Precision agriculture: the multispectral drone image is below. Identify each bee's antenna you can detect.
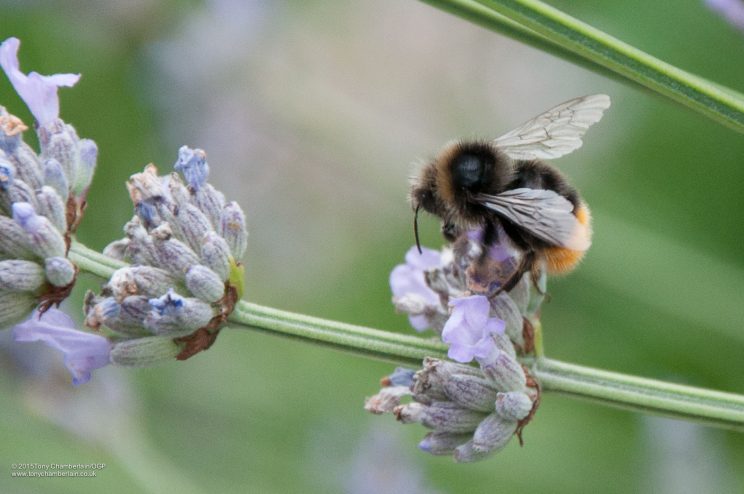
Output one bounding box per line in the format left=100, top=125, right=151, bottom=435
left=414, top=204, right=423, bottom=254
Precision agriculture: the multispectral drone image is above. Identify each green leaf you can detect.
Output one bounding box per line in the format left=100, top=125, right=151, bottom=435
left=421, top=0, right=744, bottom=134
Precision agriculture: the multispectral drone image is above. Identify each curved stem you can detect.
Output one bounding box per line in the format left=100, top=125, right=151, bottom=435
left=418, top=0, right=626, bottom=85
left=69, top=240, right=744, bottom=431
left=424, top=0, right=744, bottom=133
left=232, top=302, right=448, bottom=366
left=534, top=358, right=744, bottom=431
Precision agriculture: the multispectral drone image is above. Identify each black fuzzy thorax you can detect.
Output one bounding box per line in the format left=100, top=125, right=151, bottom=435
left=445, top=141, right=514, bottom=226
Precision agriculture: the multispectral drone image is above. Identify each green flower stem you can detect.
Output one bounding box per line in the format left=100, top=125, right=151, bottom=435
left=418, top=0, right=625, bottom=84
left=69, top=240, right=744, bottom=431
left=232, top=303, right=447, bottom=366
left=423, top=0, right=744, bottom=134
left=534, top=358, right=744, bottom=431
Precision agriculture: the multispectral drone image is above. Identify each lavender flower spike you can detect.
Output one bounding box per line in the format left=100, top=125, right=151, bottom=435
left=0, top=37, right=80, bottom=126
left=441, top=295, right=505, bottom=363
left=13, top=308, right=111, bottom=385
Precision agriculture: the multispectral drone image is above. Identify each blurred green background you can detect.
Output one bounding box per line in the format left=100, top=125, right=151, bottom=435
left=1, top=0, right=744, bottom=492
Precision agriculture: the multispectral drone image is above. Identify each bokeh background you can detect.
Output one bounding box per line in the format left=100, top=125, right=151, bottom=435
left=2, top=0, right=744, bottom=492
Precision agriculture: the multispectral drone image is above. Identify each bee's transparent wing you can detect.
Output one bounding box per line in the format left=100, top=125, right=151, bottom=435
left=493, top=94, right=610, bottom=161
left=476, top=188, right=590, bottom=250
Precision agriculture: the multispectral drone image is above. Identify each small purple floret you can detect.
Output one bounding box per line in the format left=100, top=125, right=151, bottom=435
left=174, top=146, right=209, bottom=190
left=388, top=367, right=415, bottom=387
left=390, top=246, right=442, bottom=331
left=441, top=295, right=505, bottom=363
left=0, top=37, right=80, bottom=126
left=13, top=309, right=111, bottom=385
left=149, top=289, right=185, bottom=316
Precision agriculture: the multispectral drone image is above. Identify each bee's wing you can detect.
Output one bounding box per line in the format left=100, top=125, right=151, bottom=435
left=493, top=94, right=610, bottom=161
left=476, top=188, right=591, bottom=251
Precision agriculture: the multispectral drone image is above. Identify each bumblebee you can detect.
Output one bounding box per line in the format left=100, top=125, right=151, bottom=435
left=410, top=94, right=610, bottom=292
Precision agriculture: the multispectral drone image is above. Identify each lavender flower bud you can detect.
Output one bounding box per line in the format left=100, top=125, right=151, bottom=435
left=526, top=270, right=547, bottom=316
left=127, top=164, right=167, bottom=205
left=495, top=391, right=533, bottom=421
left=0, top=111, right=26, bottom=153
left=72, top=138, right=97, bottom=195
left=0, top=259, right=45, bottom=291
left=219, top=201, right=248, bottom=260
left=102, top=238, right=129, bottom=261
left=35, top=185, right=67, bottom=233
left=0, top=156, right=13, bottom=193
left=185, top=265, right=225, bottom=303
left=121, top=219, right=157, bottom=265
left=150, top=225, right=200, bottom=277
left=442, top=373, right=500, bottom=413
left=397, top=401, right=488, bottom=434
left=479, top=349, right=527, bottom=392
left=453, top=441, right=491, bottom=463
left=471, top=414, right=518, bottom=454
left=110, top=335, right=184, bottom=367
left=174, top=146, right=209, bottom=190
left=165, top=172, right=191, bottom=208
left=412, top=359, right=454, bottom=403
left=39, top=121, right=79, bottom=184
left=387, top=367, right=416, bottom=387
left=144, top=290, right=215, bottom=337
left=193, top=183, right=225, bottom=228
left=85, top=294, right=151, bottom=337
left=490, top=292, right=525, bottom=349
left=12, top=202, right=66, bottom=258
left=42, top=158, right=69, bottom=201
left=44, top=256, right=75, bottom=287
left=491, top=331, right=517, bottom=359
left=0, top=291, right=37, bottom=327
left=0, top=215, right=33, bottom=259
left=200, top=232, right=232, bottom=281
left=506, top=273, right=530, bottom=314
left=107, top=266, right=179, bottom=302
left=176, top=203, right=213, bottom=253
left=418, top=432, right=472, bottom=456
left=9, top=143, right=43, bottom=190
left=4, top=176, right=36, bottom=210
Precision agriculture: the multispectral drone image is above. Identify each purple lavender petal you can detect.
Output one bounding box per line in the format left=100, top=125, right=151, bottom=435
left=0, top=38, right=80, bottom=126
left=441, top=295, right=505, bottom=363
left=403, top=245, right=441, bottom=270
left=390, top=246, right=441, bottom=304
left=408, top=314, right=431, bottom=332
left=13, top=309, right=111, bottom=385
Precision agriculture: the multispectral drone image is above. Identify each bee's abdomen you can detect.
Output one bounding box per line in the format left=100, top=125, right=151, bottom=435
left=544, top=202, right=592, bottom=274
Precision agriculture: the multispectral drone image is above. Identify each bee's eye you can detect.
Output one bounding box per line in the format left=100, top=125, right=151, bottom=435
left=452, top=153, right=483, bottom=189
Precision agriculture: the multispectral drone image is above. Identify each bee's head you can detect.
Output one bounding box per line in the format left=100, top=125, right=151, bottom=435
left=409, top=162, right=448, bottom=253
left=409, top=163, right=445, bottom=217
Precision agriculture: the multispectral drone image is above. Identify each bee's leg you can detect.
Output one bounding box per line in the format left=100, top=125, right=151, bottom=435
left=492, top=250, right=535, bottom=296
left=441, top=221, right=458, bottom=242
left=530, top=263, right=548, bottom=297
